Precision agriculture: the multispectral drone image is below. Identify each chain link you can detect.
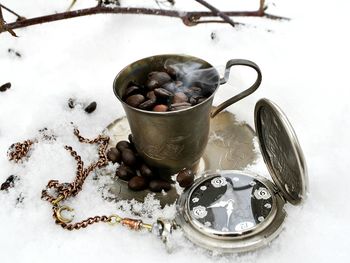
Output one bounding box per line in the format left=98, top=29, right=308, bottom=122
left=8, top=128, right=153, bottom=232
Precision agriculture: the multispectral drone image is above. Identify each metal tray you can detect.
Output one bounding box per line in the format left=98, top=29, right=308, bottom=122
left=103, top=109, right=257, bottom=207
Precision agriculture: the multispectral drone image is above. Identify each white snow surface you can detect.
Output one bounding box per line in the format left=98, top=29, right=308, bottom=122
left=1, top=0, right=349, bottom=262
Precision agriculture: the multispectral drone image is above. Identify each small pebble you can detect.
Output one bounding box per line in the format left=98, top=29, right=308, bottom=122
left=128, top=176, right=148, bottom=191
left=84, top=101, right=97, bottom=113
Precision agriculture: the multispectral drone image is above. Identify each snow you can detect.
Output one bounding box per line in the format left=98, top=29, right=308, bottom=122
left=1, top=0, right=350, bottom=262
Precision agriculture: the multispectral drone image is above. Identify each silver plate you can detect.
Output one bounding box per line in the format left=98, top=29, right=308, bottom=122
left=254, top=99, right=308, bottom=205
left=104, top=108, right=257, bottom=207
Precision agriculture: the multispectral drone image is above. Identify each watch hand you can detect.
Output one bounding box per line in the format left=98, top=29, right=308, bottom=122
left=208, top=200, right=228, bottom=209
left=226, top=201, right=234, bottom=228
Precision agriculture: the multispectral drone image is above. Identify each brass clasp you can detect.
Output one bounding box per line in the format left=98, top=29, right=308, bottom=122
left=51, top=195, right=64, bottom=206
left=55, top=205, right=75, bottom=224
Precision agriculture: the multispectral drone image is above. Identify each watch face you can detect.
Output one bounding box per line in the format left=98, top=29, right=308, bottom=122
left=187, top=172, right=274, bottom=237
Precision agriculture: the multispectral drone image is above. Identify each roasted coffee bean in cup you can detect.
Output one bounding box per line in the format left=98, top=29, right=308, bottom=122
left=121, top=62, right=215, bottom=112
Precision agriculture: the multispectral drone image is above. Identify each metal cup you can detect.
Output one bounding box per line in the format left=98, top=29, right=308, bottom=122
left=113, top=54, right=261, bottom=177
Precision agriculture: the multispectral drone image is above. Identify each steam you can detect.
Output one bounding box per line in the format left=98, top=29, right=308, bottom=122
left=164, top=59, right=219, bottom=95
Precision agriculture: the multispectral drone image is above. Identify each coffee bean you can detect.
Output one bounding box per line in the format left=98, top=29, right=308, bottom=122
left=189, top=97, right=197, bottom=105
left=128, top=134, right=134, bottom=144
left=173, top=92, right=188, bottom=103
left=124, top=86, right=141, bottom=98
left=107, top=148, right=121, bottom=164
left=149, top=179, right=171, bottom=192
left=125, top=94, right=145, bottom=108
left=174, top=81, right=183, bottom=88
left=189, top=86, right=202, bottom=94
left=164, top=64, right=178, bottom=78
left=189, top=95, right=206, bottom=105
left=139, top=163, right=153, bottom=178
left=197, top=98, right=207, bottom=104
left=146, top=91, right=157, bottom=100
left=176, top=168, right=194, bottom=188
left=0, top=175, right=17, bottom=191
left=0, top=182, right=10, bottom=191
left=170, top=102, right=191, bottom=108
left=148, top=72, right=172, bottom=85
left=116, top=140, right=131, bottom=151
left=121, top=149, right=137, bottom=167
left=146, top=79, right=159, bottom=90
left=171, top=105, right=191, bottom=111
left=116, top=165, right=135, bottom=181
left=0, top=82, right=11, bottom=92
left=128, top=176, right=148, bottom=191
left=84, top=101, right=97, bottom=113
left=68, top=98, right=76, bottom=109
left=139, top=99, right=156, bottom=110
left=162, top=82, right=177, bottom=93
left=153, top=104, right=168, bottom=112
left=154, top=88, right=173, bottom=98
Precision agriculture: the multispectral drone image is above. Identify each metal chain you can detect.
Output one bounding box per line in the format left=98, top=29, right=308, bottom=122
left=7, top=128, right=153, bottom=232
left=8, top=139, right=35, bottom=162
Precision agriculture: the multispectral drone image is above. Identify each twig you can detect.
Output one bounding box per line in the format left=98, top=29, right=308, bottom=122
left=0, top=5, right=17, bottom=36
left=0, top=5, right=289, bottom=36
left=195, top=0, right=237, bottom=28
left=0, top=4, right=25, bottom=20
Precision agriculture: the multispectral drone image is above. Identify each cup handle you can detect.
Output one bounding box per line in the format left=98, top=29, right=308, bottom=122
left=210, top=59, right=262, bottom=118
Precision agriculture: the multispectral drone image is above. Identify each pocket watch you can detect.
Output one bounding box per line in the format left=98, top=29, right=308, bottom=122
left=152, top=98, right=308, bottom=253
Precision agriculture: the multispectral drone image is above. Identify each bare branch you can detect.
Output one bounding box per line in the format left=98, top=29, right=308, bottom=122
left=0, top=5, right=289, bottom=36
left=195, top=0, right=237, bottom=28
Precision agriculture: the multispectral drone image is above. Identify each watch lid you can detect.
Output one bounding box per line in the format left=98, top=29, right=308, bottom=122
left=254, top=99, right=308, bottom=205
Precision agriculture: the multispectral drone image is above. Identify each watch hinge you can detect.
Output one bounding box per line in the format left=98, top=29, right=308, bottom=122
left=273, top=186, right=286, bottom=202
